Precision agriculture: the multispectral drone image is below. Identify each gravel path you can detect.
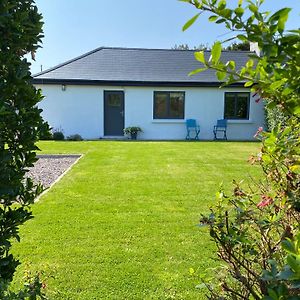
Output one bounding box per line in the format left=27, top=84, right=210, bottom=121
left=27, top=155, right=81, bottom=188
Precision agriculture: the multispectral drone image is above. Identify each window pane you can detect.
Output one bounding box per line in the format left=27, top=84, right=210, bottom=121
left=224, top=93, right=249, bottom=119
left=169, top=92, right=184, bottom=118
left=224, top=94, right=235, bottom=118
left=108, top=94, right=121, bottom=107
left=154, top=93, right=168, bottom=118
left=236, top=94, right=249, bottom=119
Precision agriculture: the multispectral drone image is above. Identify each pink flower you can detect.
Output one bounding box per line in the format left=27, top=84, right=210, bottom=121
left=252, top=88, right=262, bottom=103
left=254, top=127, right=263, bottom=138
left=257, top=152, right=262, bottom=161
left=257, top=195, right=273, bottom=208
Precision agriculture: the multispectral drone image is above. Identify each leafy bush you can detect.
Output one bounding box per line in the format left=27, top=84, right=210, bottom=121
left=53, top=131, right=65, bottom=140
left=265, top=106, right=288, bottom=132
left=123, top=126, right=142, bottom=135
left=0, top=269, right=48, bottom=300
left=183, top=0, right=300, bottom=298
left=0, top=0, right=46, bottom=296
left=67, top=134, right=83, bottom=141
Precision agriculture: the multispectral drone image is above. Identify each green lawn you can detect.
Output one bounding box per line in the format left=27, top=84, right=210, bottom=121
left=12, top=141, right=260, bottom=299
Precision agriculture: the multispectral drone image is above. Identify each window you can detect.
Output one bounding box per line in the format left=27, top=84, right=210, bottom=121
left=153, top=91, right=185, bottom=119
left=224, top=92, right=250, bottom=119
left=108, top=94, right=122, bottom=107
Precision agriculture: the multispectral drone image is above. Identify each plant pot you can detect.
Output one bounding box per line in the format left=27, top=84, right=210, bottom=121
left=130, top=132, right=137, bottom=140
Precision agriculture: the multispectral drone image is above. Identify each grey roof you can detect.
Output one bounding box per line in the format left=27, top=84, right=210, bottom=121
left=33, top=47, right=253, bottom=86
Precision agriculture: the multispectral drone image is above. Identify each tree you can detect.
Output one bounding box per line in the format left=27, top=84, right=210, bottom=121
left=172, top=42, right=251, bottom=51
left=225, top=41, right=250, bottom=51
left=172, top=43, right=210, bottom=50
left=0, top=0, right=47, bottom=297
left=182, top=0, right=300, bottom=298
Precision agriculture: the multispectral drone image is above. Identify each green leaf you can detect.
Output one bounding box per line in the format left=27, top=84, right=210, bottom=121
left=208, top=15, right=218, bottom=22
left=244, top=81, right=254, bottom=87
left=267, top=288, right=278, bottom=299
left=246, top=59, right=254, bottom=68
left=189, top=68, right=207, bottom=76
left=235, top=7, right=244, bottom=17
left=226, top=60, right=235, bottom=70
left=248, top=4, right=258, bottom=13
left=211, top=41, right=222, bottom=64
left=216, top=18, right=226, bottom=24
left=234, top=23, right=243, bottom=29
left=282, top=239, right=296, bottom=254
left=269, top=8, right=291, bottom=33
left=195, top=0, right=204, bottom=8
left=221, top=9, right=232, bottom=18
left=270, top=78, right=287, bottom=90
left=236, top=34, right=247, bottom=41
left=276, top=265, right=294, bottom=280
left=262, top=270, right=274, bottom=281
left=216, top=71, right=226, bottom=80
left=278, top=9, right=291, bottom=33
left=182, top=13, right=201, bottom=31
left=288, top=29, right=300, bottom=34
left=269, top=8, right=291, bottom=23
left=282, top=87, right=293, bottom=96
left=218, top=0, right=226, bottom=10
left=194, top=51, right=206, bottom=63
left=287, top=255, right=300, bottom=273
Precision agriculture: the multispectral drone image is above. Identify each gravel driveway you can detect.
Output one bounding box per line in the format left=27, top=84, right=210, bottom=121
left=27, top=154, right=81, bottom=188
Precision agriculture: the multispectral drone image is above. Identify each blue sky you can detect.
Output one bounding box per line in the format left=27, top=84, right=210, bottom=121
left=30, top=0, right=299, bottom=74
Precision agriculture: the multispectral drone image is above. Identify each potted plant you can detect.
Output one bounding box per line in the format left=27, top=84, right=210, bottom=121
left=123, top=126, right=142, bottom=140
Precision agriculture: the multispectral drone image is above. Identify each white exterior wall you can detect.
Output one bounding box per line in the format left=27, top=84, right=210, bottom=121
left=36, top=84, right=265, bottom=140
left=36, top=85, right=103, bottom=140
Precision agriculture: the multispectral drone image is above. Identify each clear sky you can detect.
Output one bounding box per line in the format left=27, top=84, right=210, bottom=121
left=30, top=0, right=300, bottom=74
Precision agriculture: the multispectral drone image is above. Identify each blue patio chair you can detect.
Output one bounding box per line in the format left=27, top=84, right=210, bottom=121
left=213, top=119, right=227, bottom=140
left=186, top=119, right=200, bottom=140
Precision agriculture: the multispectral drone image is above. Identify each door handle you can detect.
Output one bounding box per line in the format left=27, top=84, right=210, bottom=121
left=120, top=111, right=124, bottom=117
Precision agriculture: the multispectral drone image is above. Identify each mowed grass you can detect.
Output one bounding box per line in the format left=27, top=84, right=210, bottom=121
left=12, top=141, right=260, bottom=299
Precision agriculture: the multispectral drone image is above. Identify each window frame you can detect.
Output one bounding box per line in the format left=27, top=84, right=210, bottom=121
left=153, top=91, right=185, bottom=120
left=224, top=92, right=250, bottom=120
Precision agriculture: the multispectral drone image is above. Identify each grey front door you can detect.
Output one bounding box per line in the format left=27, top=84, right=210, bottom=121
left=104, top=91, right=124, bottom=136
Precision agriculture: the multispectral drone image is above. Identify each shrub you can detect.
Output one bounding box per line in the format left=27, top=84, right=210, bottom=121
left=183, top=0, right=300, bottom=298
left=265, top=106, right=288, bottom=132
left=0, top=269, right=48, bottom=299
left=0, top=0, right=47, bottom=295
left=67, top=134, right=83, bottom=141
left=52, top=131, right=65, bottom=140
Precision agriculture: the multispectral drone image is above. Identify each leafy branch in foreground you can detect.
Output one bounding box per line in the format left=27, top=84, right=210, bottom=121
left=182, top=0, right=300, bottom=299
left=182, top=0, right=300, bottom=116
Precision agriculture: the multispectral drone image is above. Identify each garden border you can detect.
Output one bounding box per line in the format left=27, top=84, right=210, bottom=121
left=34, top=154, right=83, bottom=203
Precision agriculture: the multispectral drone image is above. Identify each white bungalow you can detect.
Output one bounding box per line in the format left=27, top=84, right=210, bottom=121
left=33, top=47, right=264, bottom=140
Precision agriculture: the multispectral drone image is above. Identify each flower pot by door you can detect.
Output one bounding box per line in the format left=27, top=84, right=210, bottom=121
left=131, top=132, right=137, bottom=140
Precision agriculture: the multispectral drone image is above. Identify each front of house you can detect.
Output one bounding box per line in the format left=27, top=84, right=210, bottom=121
left=33, top=47, right=264, bottom=140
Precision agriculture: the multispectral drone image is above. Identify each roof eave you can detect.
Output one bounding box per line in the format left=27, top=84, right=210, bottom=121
left=32, top=78, right=246, bottom=88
